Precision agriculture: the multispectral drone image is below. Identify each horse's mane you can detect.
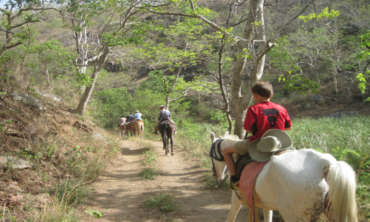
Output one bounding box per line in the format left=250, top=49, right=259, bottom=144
left=222, top=132, right=241, bottom=141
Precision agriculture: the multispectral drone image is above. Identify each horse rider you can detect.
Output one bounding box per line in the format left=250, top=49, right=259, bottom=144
left=118, top=117, right=127, bottom=128
left=221, top=81, right=292, bottom=185
left=126, top=114, right=135, bottom=123
left=155, top=105, right=175, bottom=134
left=134, top=110, right=142, bottom=121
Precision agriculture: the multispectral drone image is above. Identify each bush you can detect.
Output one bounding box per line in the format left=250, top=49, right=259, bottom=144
left=144, top=193, right=176, bottom=213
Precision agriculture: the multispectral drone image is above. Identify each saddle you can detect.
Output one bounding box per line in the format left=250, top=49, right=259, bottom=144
left=234, top=153, right=254, bottom=182
left=160, top=119, right=176, bottom=128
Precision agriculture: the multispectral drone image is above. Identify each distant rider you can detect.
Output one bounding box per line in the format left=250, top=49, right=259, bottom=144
left=155, top=105, right=175, bottom=134
left=134, top=110, right=142, bottom=121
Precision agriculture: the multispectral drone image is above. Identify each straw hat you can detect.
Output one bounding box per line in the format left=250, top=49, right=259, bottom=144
left=248, top=129, right=292, bottom=162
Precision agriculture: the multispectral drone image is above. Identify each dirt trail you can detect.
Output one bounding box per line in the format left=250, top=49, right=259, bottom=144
left=79, top=137, right=249, bottom=222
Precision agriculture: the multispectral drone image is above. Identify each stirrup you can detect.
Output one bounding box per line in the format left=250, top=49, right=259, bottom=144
left=230, top=182, right=239, bottom=190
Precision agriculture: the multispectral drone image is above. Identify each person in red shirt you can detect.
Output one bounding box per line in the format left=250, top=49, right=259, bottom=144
left=221, top=81, right=292, bottom=183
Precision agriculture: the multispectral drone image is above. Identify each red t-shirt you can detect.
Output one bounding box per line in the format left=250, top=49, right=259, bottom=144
left=244, top=101, right=292, bottom=142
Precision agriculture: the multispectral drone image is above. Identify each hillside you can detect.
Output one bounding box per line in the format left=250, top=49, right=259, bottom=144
left=0, top=92, right=117, bottom=220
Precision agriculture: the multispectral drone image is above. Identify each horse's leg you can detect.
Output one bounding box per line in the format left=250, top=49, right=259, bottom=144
left=169, top=130, right=174, bottom=155
left=165, top=131, right=170, bottom=155
left=226, top=191, right=242, bottom=222
left=142, top=123, right=144, bottom=136
left=162, top=132, right=168, bottom=155
left=262, top=209, right=273, bottom=222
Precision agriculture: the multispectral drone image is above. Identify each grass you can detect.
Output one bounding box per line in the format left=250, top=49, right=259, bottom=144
left=26, top=198, right=79, bottom=222
left=50, top=179, right=90, bottom=206
left=143, top=149, right=157, bottom=167
left=290, top=116, right=369, bottom=155
left=143, top=193, right=176, bottom=213
left=139, top=168, right=160, bottom=180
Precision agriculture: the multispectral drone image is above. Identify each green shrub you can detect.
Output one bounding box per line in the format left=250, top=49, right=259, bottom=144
left=92, top=88, right=133, bottom=128
left=139, top=168, right=160, bottom=180
left=143, top=150, right=157, bottom=167
left=144, top=193, right=176, bottom=213
left=50, top=180, right=89, bottom=206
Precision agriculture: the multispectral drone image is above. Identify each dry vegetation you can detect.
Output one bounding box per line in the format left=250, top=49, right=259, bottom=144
left=0, top=91, right=118, bottom=221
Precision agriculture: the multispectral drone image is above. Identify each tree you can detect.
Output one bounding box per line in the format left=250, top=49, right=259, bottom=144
left=0, top=0, right=55, bottom=56
left=60, top=0, right=165, bottom=115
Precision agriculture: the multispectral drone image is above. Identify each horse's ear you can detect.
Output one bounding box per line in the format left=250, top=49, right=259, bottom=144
left=210, top=132, right=216, bottom=142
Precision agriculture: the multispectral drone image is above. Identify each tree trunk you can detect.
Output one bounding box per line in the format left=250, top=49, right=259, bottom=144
left=231, top=0, right=267, bottom=138
left=332, top=63, right=338, bottom=95
left=45, top=64, right=53, bottom=91
left=74, top=67, right=100, bottom=115
left=74, top=47, right=109, bottom=115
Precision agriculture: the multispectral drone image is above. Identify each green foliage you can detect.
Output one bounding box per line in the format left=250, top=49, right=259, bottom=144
left=143, top=150, right=157, bottom=167
left=269, top=37, right=299, bottom=73
left=278, top=72, right=320, bottom=93
left=75, top=71, right=93, bottom=86
left=144, top=193, right=176, bottom=213
left=92, top=87, right=133, bottom=128
left=357, top=31, right=370, bottom=60
left=355, top=31, right=370, bottom=101
left=85, top=209, right=103, bottom=218
left=299, top=7, right=340, bottom=23
left=139, top=168, right=160, bottom=180
left=356, top=72, right=368, bottom=94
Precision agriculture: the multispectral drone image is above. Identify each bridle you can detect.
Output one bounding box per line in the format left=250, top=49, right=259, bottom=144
left=209, top=138, right=224, bottom=177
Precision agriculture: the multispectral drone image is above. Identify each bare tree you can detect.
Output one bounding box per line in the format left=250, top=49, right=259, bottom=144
left=61, top=0, right=154, bottom=115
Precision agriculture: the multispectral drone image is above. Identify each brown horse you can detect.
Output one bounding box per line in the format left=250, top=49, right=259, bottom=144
left=119, top=120, right=144, bottom=138
left=159, top=120, right=175, bottom=155
left=136, top=120, right=144, bottom=136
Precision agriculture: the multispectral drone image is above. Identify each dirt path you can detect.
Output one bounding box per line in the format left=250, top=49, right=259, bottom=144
left=79, top=137, right=249, bottom=222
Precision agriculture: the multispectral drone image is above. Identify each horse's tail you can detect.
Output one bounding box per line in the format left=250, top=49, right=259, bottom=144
left=326, top=159, right=358, bottom=222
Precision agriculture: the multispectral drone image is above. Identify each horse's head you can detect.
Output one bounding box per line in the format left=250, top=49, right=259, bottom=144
left=209, top=132, right=228, bottom=184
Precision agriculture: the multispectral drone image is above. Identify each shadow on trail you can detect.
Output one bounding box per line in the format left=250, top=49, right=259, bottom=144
left=85, top=141, right=250, bottom=222
left=120, top=147, right=150, bottom=155
left=89, top=182, right=233, bottom=222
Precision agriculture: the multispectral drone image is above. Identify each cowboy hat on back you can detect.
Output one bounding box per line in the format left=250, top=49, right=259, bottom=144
left=248, top=129, right=293, bottom=162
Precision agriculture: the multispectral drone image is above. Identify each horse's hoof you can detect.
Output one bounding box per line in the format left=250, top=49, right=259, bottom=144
left=171, top=152, right=174, bottom=156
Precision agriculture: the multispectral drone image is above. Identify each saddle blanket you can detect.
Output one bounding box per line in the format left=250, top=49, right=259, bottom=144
left=237, top=161, right=267, bottom=208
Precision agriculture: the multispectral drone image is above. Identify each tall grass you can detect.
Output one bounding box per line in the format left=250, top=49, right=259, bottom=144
left=27, top=198, right=79, bottom=222
left=289, top=116, right=369, bottom=173
left=175, top=118, right=226, bottom=167
left=290, top=116, right=369, bottom=155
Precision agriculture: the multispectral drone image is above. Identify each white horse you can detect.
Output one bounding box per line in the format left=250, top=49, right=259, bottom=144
left=209, top=133, right=358, bottom=222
